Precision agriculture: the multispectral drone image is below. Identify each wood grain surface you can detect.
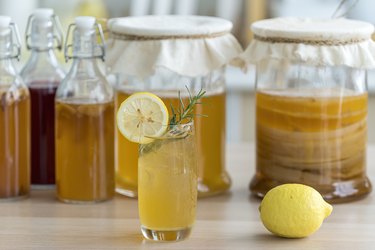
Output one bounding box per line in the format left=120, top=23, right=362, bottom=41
left=1, top=143, right=375, bottom=250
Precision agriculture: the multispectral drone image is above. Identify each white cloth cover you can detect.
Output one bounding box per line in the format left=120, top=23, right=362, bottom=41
left=106, top=15, right=244, bottom=78
left=241, top=17, right=375, bottom=69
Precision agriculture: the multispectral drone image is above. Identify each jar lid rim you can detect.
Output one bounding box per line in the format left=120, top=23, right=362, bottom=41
left=108, top=15, right=233, bottom=37
left=252, top=17, right=374, bottom=42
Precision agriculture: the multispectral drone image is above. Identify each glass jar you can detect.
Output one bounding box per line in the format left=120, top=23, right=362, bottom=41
left=55, top=16, right=114, bottom=203
left=107, top=16, right=243, bottom=198
left=0, top=16, right=30, bottom=200
left=242, top=17, right=375, bottom=203
left=20, top=8, right=65, bottom=187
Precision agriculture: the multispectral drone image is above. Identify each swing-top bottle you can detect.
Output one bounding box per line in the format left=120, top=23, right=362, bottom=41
left=55, top=16, right=114, bottom=203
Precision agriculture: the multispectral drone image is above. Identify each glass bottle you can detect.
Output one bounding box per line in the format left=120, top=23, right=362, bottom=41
left=0, top=16, right=30, bottom=200
left=55, top=16, right=114, bottom=203
left=20, top=8, right=65, bottom=187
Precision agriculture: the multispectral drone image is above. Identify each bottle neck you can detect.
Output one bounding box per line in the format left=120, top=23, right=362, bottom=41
left=68, top=28, right=102, bottom=76
left=72, top=29, right=97, bottom=58
left=21, top=43, right=64, bottom=81
left=28, top=49, right=60, bottom=67
left=71, top=57, right=100, bottom=76
left=0, top=51, right=18, bottom=77
left=29, top=19, right=55, bottom=51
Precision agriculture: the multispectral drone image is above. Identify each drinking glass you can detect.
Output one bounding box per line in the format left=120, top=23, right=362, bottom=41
left=138, top=122, right=197, bottom=241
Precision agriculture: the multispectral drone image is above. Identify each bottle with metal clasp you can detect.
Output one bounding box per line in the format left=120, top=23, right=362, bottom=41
left=20, top=8, right=65, bottom=188
left=55, top=16, right=114, bottom=203
left=0, top=16, right=30, bottom=200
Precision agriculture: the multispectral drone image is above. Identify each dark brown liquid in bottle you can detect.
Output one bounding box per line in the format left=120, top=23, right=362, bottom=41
left=29, top=83, right=58, bottom=185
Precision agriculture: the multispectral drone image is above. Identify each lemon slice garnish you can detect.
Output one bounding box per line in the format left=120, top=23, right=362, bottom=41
left=116, top=92, right=169, bottom=144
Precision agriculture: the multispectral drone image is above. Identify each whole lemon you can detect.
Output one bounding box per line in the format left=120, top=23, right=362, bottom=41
left=259, top=184, right=333, bottom=238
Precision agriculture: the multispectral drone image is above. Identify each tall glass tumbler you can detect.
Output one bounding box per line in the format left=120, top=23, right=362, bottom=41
left=138, top=122, right=197, bottom=241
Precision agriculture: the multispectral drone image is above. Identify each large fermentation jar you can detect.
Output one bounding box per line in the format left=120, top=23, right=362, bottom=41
left=107, top=15, right=243, bottom=197
left=241, top=17, right=375, bottom=203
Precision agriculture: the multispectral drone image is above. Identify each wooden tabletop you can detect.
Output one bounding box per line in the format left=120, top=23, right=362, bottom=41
left=1, top=143, right=375, bottom=250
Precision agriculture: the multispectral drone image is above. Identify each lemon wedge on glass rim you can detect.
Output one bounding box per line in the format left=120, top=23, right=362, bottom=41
left=116, top=92, right=169, bottom=144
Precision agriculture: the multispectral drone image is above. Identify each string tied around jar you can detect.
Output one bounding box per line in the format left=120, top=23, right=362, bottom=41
left=109, top=30, right=230, bottom=41
left=253, top=34, right=367, bottom=46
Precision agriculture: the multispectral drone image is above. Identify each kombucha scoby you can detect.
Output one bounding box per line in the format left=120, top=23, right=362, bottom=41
left=252, top=88, right=368, bottom=199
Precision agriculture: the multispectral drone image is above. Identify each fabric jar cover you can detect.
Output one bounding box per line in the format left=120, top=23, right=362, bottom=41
left=240, top=17, right=375, bottom=69
left=106, top=15, right=244, bottom=79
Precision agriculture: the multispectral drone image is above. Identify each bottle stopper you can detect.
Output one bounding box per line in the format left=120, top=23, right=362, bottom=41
left=33, top=8, right=54, bottom=21
left=75, top=16, right=96, bottom=34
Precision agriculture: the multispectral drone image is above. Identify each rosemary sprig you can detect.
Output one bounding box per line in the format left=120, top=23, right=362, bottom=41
left=141, top=88, right=206, bottom=153
left=169, top=87, right=206, bottom=128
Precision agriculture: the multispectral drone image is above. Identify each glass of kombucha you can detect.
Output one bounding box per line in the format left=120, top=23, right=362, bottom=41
left=0, top=16, right=30, bottom=200
left=55, top=17, right=114, bottom=203
left=138, top=122, right=197, bottom=241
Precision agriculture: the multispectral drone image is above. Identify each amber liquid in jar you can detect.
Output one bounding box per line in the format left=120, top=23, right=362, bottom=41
left=251, top=88, right=371, bottom=202
left=0, top=88, right=30, bottom=199
left=115, top=90, right=230, bottom=197
left=55, top=100, right=115, bottom=203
